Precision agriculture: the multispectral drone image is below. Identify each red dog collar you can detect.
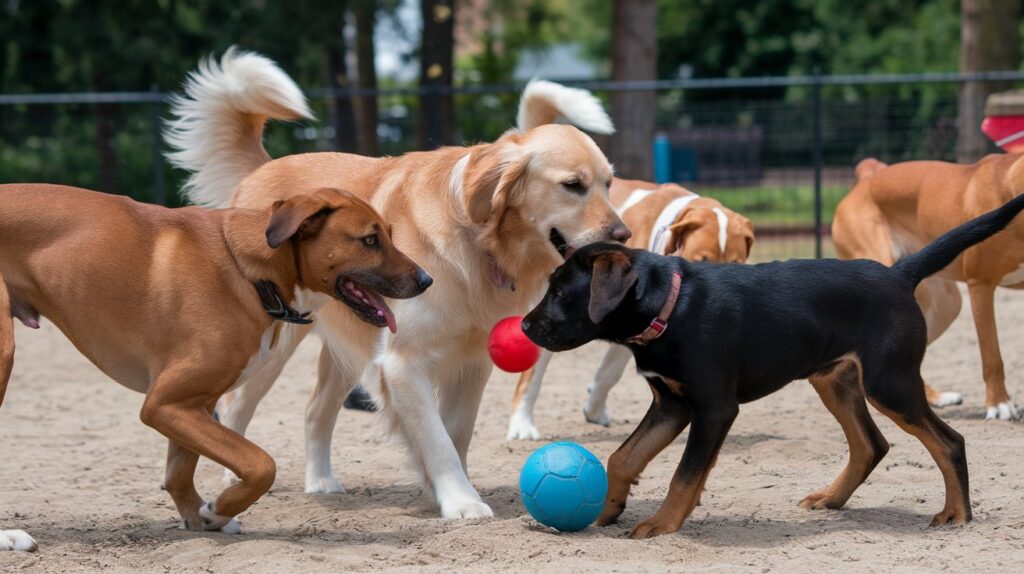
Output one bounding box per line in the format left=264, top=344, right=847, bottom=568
left=626, top=271, right=682, bottom=346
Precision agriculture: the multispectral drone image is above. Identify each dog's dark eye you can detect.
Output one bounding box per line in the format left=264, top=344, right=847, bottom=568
left=362, top=234, right=379, bottom=248
left=561, top=179, right=585, bottom=194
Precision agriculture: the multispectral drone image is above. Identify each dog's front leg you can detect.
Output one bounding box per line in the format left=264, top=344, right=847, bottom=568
left=507, top=350, right=553, bottom=441
left=142, top=378, right=276, bottom=533
left=598, top=379, right=690, bottom=527
left=967, top=281, right=1018, bottom=419
left=629, top=403, right=737, bottom=539
left=378, top=351, right=493, bottom=519
left=439, top=355, right=492, bottom=471
left=915, top=277, right=964, bottom=407
left=584, top=344, right=633, bottom=426
left=165, top=439, right=203, bottom=529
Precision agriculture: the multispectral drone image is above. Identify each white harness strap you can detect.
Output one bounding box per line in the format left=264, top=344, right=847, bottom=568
left=616, top=189, right=654, bottom=216
left=649, top=194, right=701, bottom=254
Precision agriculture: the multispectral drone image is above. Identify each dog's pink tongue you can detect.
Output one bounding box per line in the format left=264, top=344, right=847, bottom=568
left=381, top=305, right=397, bottom=334
left=360, top=287, right=397, bottom=333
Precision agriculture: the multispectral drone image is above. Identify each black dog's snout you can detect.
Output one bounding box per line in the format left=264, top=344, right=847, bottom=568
left=520, top=318, right=532, bottom=333
left=416, top=268, right=434, bottom=291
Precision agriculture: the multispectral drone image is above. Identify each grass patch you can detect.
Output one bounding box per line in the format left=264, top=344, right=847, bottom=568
left=692, top=185, right=849, bottom=226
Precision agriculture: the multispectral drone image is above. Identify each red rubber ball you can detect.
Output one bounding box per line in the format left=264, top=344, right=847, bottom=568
left=488, top=316, right=541, bottom=373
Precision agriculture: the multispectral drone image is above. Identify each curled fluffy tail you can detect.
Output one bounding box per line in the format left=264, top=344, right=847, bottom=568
left=164, top=47, right=314, bottom=207
left=894, top=192, right=1024, bottom=285
left=516, top=80, right=615, bottom=134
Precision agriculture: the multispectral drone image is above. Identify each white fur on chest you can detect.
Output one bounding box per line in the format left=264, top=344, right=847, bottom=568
left=233, top=288, right=328, bottom=392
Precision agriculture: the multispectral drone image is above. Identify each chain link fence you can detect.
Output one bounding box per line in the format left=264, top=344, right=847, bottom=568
left=3, top=71, right=1023, bottom=260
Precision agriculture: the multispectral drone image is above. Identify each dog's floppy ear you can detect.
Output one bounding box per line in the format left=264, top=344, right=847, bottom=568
left=739, top=215, right=755, bottom=257
left=265, top=189, right=342, bottom=248
left=589, top=251, right=638, bottom=324
left=461, top=140, right=531, bottom=224
left=664, top=210, right=704, bottom=255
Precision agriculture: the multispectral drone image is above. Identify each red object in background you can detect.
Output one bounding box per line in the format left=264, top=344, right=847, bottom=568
left=488, top=316, right=541, bottom=373
left=982, top=115, right=1024, bottom=153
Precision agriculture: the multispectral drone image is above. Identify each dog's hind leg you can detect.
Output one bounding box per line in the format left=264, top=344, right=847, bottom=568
left=583, top=343, right=633, bottom=427
left=0, top=278, right=14, bottom=407
left=801, top=357, right=889, bottom=511
left=507, top=350, right=552, bottom=441
left=217, top=323, right=312, bottom=485
left=304, top=343, right=361, bottom=494
left=861, top=364, right=971, bottom=526
left=597, top=377, right=691, bottom=528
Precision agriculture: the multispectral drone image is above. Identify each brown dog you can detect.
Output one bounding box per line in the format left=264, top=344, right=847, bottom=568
left=507, top=80, right=755, bottom=440
left=833, top=155, right=1024, bottom=419
left=0, top=184, right=429, bottom=546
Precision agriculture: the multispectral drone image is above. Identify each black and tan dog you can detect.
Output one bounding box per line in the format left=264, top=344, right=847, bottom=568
left=523, top=192, right=1024, bottom=539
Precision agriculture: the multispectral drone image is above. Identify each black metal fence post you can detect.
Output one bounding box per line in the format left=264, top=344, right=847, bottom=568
left=812, top=68, right=823, bottom=259
left=150, top=84, right=166, bottom=206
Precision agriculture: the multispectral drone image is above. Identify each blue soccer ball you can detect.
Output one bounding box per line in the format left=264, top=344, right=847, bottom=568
left=519, top=442, right=608, bottom=532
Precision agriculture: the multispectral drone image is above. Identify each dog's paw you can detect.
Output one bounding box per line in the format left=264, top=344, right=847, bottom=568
left=932, top=392, right=964, bottom=408
left=583, top=407, right=611, bottom=427
left=506, top=413, right=541, bottom=441
left=628, top=517, right=680, bottom=539
left=198, top=502, right=242, bottom=533
left=0, top=530, right=38, bottom=552
left=440, top=499, right=493, bottom=519
left=305, top=475, right=346, bottom=494
left=798, top=490, right=844, bottom=510
left=929, top=506, right=970, bottom=527
left=985, top=402, right=1019, bottom=421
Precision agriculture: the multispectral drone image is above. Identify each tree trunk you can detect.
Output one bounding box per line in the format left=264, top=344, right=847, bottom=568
left=328, top=10, right=358, bottom=153
left=418, top=0, right=454, bottom=150
left=611, top=0, right=658, bottom=180
left=957, top=0, right=1021, bottom=163
left=354, top=0, right=380, bottom=156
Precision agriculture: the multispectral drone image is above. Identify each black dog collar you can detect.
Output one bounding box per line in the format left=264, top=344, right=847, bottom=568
left=626, top=271, right=682, bottom=345
left=254, top=280, right=314, bottom=325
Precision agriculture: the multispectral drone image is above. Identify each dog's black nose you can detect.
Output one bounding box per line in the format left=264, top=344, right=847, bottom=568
left=520, top=318, right=532, bottom=333
left=416, top=269, right=434, bottom=291
left=611, top=224, right=632, bottom=243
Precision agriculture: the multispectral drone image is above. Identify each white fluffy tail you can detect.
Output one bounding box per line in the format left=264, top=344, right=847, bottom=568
left=516, top=79, right=615, bottom=135
left=164, top=47, right=314, bottom=207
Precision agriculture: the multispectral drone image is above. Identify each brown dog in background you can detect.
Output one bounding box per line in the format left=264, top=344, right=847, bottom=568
left=0, top=184, right=429, bottom=549
left=507, top=81, right=755, bottom=440
left=833, top=155, right=1024, bottom=419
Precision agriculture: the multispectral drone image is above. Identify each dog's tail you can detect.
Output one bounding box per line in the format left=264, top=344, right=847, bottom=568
left=516, top=79, right=615, bottom=134
left=894, top=192, right=1024, bottom=285
left=854, top=157, right=887, bottom=182
left=164, top=47, right=314, bottom=208
left=0, top=276, right=15, bottom=408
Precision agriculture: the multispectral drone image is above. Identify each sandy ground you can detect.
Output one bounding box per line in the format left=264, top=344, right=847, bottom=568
left=2, top=284, right=1023, bottom=573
